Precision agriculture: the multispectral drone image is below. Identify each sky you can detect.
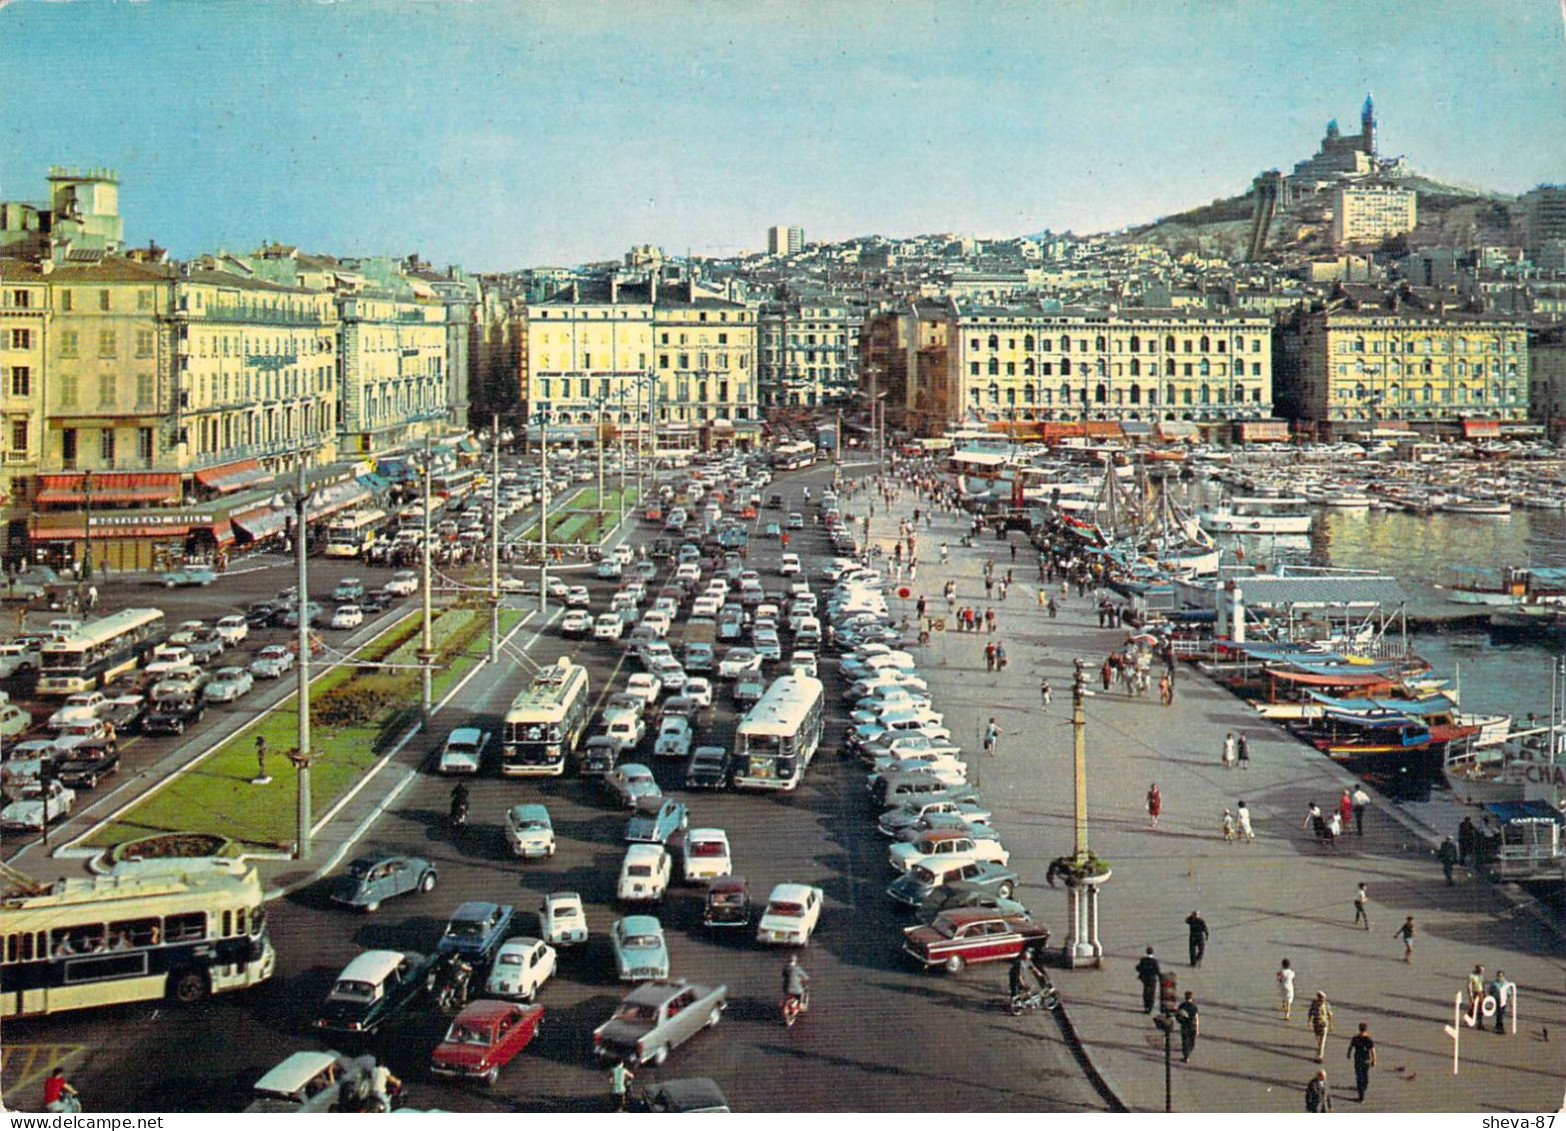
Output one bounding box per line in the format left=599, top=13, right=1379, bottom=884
left=2, top=0, right=1564, bottom=271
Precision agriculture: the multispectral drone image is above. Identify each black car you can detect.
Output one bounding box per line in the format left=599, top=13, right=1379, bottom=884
left=142, top=699, right=206, bottom=736
left=315, top=949, right=439, bottom=1034
left=684, top=745, right=731, bottom=790
left=54, top=745, right=121, bottom=790
left=579, top=736, right=620, bottom=778
left=245, top=602, right=283, bottom=628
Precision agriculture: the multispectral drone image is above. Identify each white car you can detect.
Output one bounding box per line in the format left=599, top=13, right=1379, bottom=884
left=641, top=610, right=672, bottom=638
left=757, top=882, right=824, bottom=946
left=250, top=645, right=295, bottom=679
left=717, top=648, right=762, bottom=680
left=541, top=891, right=589, bottom=946
left=1, top=779, right=75, bottom=831
left=679, top=677, right=713, bottom=708
left=385, top=570, right=419, bottom=596
left=330, top=605, right=364, bottom=630
left=48, top=691, right=108, bottom=731
left=617, top=843, right=672, bottom=903
left=889, top=830, right=1010, bottom=875
left=622, top=672, right=659, bottom=708
left=652, top=659, right=687, bottom=693
left=204, top=666, right=255, bottom=703
left=484, top=937, right=557, bottom=1002
left=779, top=553, right=801, bottom=577
left=565, top=586, right=592, bottom=608
left=214, top=615, right=250, bottom=646
left=560, top=609, right=593, bottom=637
left=438, top=727, right=490, bottom=774
left=613, top=544, right=635, bottom=565
left=653, top=716, right=693, bottom=760
left=789, top=651, right=819, bottom=678
left=603, top=711, right=646, bottom=751
left=593, top=613, right=625, bottom=641
left=504, top=803, right=556, bottom=857
left=682, top=827, right=732, bottom=882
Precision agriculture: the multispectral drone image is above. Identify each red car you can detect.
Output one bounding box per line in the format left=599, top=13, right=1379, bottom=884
left=430, top=1000, right=545, bottom=1085
left=902, top=908, right=1049, bottom=974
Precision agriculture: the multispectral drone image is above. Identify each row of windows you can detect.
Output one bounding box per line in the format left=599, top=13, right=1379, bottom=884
left=535, top=308, right=747, bottom=323
left=188, top=332, right=333, bottom=358
left=529, top=404, right=755, bottom=423
left=535, top=378, right=749, bottom=403
left=54, top=288, right=159, bottom=314
left=1332, top=383, right=1521, bottom=403
left=53, top=426, right=157, bottom=465
left=970, top=358, right=1266, bottom=378
left=188, top=404, right=334, bottom=456
left=1333, top=336, right=1522, bottom=354
left=1336, top=361, right=1520, bottom=378
left=967, top=332, right=1266, bottom=354
left=1, top=905, right=259, bottom=965
left=54, top=329, right=157, bottom=360
left=967, top=382, right=1265, bottom=407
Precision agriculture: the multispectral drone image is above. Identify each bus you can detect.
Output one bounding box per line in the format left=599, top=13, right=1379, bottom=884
left=502, top=658, right=590, bottom=776
left=323, top=508, right=388, bottom=559
left=771, top=441, right=817, bottom=472
left=0, top=859, right=276, bottom=1018
left=432, top=468, right=479, bottom=504
left=733, top=675, right=825, bottom=791
left=36, top=608, right=165, bottom=697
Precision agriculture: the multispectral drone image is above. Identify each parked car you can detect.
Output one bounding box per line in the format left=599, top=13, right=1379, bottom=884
left=329, top=605, right=364, bottom=630
left=732, top=671, right=765, bottom=706
left=438, top=727, right=490, bottom=775
left=604, top=762, right=661, bottom=809
left=684, top=745, right=730, bottom=790
left=679, top=677, right=713, bottom=708
left=245, top=1050, right=379, bottom=1113
left=889, top=828, right=1009, bottom=875
left=483, top=937, right=557, bottom=1002
left=540, top=892, right=588, bottom=947
left=877, top=796, right=995, bottom=838
left=756, top=883, right=824, bottom=947
left=887, top=858, right=1018, bottom=908
left=652, top=716, right=693, bottom=760
left=314, top=949, right=438, bottom=1033
left=438, top=901, right=516, bottom=963
left=250, top=645, right=295, bottom=679
left=332, top=854, right=437, bottom=912
left=203, top=666, right=255, bottom=704
left=0, top=641, right=41, bottom=680
left=616, top=843, right=672, bottom=904
left=592, top=980, right=727, bottom=1066
left=717, top=648, right=761, bottom=680
left=681, top=828, right=732, bottom=882
left=641, top=1078, right=732, bottom=1113
left=624, top=672, right=660, bottom=707
left=48, top=691, right=108, bottom=731
left=430, top=1000, right=545, bottom=1086
left=902, top=909, right=1050, bottom=974
left=0, top=701, right=30, bottom=737
left=611, top=915, right=670, bottom=981
left=504, top=803, right=555, bottom=858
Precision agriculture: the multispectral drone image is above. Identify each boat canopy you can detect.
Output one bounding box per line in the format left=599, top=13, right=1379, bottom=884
left=1267, top=667, right=1397, bottom=689
left=1308, top=693, right=1457, bottom=716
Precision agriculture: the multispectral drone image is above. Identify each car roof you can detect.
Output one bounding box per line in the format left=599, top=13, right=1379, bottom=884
left=688, top=827, right=728, bottom=841
left=496, top=936, right=542, bottom=953
left=918, top=829, right=970, bottom=845
left=619, top=914, right=662, bottom=934
left=940, top=908, right=1027, bottom=927
left=546, top=891, right=581, bottom=905
left=624, top=842, right=665, bottom=860
left=338, top=949, right=415, bottom=984
left=453, top=999, right=533, bottom=1025
left=254, top=1050, right=343, bottom=1093
left=507, top=803, right=550, bottom=820
left=447, top=727, right=483, bottom=744
left=451, top=900, right=502, bottom=921
left=767, top=882, right=819, bottom=902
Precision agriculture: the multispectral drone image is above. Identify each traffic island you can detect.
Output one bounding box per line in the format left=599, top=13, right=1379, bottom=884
left=71, top=606, right=522, bottom=856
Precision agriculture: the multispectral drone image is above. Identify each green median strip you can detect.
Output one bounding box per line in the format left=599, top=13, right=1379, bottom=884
left=82, top=606, right=525, bottom=853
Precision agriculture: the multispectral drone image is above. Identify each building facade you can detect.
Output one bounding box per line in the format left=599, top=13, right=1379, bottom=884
left=1333, top=184, right=1417, bottom=247
left=767, top=225, right=804, bottom=256
left=757, top=301, right=861, bottom=407
left=1276, top=296, right=1529, bottom=431
left=336, top=289, right=450, bottom=457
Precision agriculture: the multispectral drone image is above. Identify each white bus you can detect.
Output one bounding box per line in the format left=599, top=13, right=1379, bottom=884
left=733, top=675, right=825, bottom=791
left=322, top=508, right=388, bottom=559
left=0, top=860, right=276, bottom=1018
left=771, top=441, right=817, bottom=472
left=36, top=608, right=166, bottom=697
left=502, top=658, right=590, bottom=776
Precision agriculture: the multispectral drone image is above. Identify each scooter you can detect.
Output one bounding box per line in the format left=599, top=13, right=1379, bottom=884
left=1008, top=974, right=1059, bottom=1015
left=449, top=800, right=468, bottom=834
left=781, top=989, right=810, bottom=1028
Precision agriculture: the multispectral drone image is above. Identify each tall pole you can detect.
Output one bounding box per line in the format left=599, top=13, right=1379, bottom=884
left=538, top=414, right=549, bottom=615
left=488, top=412, right=500, bottom=664
left=294, top=453, right=312, bottom=860
left=869, top=364, right=879, bottom=471
left=618, top=386, right=628, bottom=524
left=596, top=397, right=606, bottom=520
left=80, top=470, right=94, bottom=584
left=1072, top=657, right=1089, bottom=857
left=420, top=441, right=434, bottom=719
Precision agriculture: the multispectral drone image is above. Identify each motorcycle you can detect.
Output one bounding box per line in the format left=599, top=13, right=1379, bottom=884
left=781, top=989, right=810, bottom=1028
left=1008, top=976, right=1059, bottom=1015
left=449, top=800, right=468, bottom=834
left=435, top=956, right=473, bottom=1014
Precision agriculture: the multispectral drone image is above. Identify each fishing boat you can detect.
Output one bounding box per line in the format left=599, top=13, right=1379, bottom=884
left=1436, top=496, right=1512, bottom=516
left=1199, top=496, right=1313, bottom=535
left=1289, top=710, right=1483, bottom=798
left=1436, top=565, right=1566, bottom=607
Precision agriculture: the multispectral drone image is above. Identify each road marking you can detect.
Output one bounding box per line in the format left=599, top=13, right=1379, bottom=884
left=1, top=1043, right=85, bottom=1096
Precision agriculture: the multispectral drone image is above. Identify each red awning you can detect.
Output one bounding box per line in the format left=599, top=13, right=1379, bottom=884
left=195, top=458, right=272, bottom=494
left=1267, top=667, right=1396, bottom=689
left=34, top=472, right=182, bottom=507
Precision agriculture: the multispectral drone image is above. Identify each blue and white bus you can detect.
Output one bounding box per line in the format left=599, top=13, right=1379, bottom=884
left=733, top=675, right=825, bottom=791
left=502, top=659, right=591, bottom=776
left=36, top=608, right=166, bottom=697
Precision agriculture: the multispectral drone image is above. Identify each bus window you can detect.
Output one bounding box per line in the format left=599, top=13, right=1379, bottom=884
left=165, top=912, right=206, bottom=943
left=52, top=925, right=105, bottom=957
left=109, top=917, right=160, bottom=948
left=222, top=910, right=233, bottom=938
left=236, top=908, right=248, bottom=936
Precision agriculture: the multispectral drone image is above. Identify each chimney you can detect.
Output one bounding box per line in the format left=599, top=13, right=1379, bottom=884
left=609, top=276, right=618, bottom=304
left=649, top=274, right=658, bottom=305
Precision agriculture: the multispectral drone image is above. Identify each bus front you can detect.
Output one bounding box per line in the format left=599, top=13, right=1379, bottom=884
left=36, top=642, right=89, bottom=696
left=504, top=714, right=567, bottom=776
left=733, top=729, right=801, bottom=791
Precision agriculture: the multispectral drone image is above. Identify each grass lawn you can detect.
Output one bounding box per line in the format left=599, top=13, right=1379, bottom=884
left=82, top=606, right=524, bottom=853
left=516, top=487, right=637, bottom=545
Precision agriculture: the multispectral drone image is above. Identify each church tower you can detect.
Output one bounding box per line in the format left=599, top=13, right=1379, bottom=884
left=1360, top=93, right=1376, bottom=157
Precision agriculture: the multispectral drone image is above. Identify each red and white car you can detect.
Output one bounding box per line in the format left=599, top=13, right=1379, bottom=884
left=903, top=909, right=1050, bottom=974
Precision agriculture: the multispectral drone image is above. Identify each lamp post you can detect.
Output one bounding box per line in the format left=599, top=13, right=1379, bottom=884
left=80, top=470, right=93, bottom=584
left=488, top=412, right=501, bottom=664
left=290, top=452, right=314, bottom=860
left=420, top=440, right=434, bottom=719
left=1061, top=657, right=1108, bottom=967
left=536, top=411, right=550, bottom=615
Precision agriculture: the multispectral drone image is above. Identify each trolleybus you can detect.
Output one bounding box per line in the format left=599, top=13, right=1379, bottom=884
left=502, top=658, right=590, bottom=776
left=770, top=440, right=817, bottom=472
left=322, top=508, right=388, bottom=558
left=732, top=674, right=824, bottom=791
left=0, top=859, right=276, bottom=1018
left=36, top=608, right=166, bottom=697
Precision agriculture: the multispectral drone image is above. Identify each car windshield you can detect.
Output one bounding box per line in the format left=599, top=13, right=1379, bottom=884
left=625, top=934, right=659, bottom=948
left=627, top=865, right=651, bottom=877
left=767, top=902, right=804, bottom=918
left=516, top=818, right=547, bottom=831
left=447, top=921, right=485, bottom=938
left=330, top=979, right=377, bottom=1001
left=444, top=1024, right=491, bottom=1046
left=497, top=953, right=523, bottom=967
left=614, top=1003, right=658, bottom=1023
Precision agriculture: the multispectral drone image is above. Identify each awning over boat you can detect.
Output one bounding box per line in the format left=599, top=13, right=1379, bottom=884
left=35, top=472, right=182, bottom=506
left=950, top=451, right=1009, bottom=467
left=1482, top=800, right=1563, bottom=826
left=195, top=458, right=273, bottom=494
left=1267, top=667, right=1397, bottom=689
left=1309, top=693, right=1457, bottom=716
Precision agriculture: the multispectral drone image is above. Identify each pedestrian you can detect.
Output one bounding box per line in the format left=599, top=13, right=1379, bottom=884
left=1467, top=964, right=1486, bottom=1008
left=1307, top=991, right=1334, bottom=1061
left=940, top=541, right=949, bottom=564
left=1159, top=671, right=1173, bottom=706
left=1039, top=678, right=1052, bottom=711
left=1457, top=815, right=1476, bottom=863
left=1236, top=799, right=1255, bottom=842
left=983, top=717, right=1000, bottom=756
left=1147, top=782, right=1162, bottom=828
left=984, top=575, right=994, bottom=598
left=609, top=1060, right=634, bottom=1111
left=1037, top=586, right=1048, bottom=608
left=1135, top=946, right=1161, bottom=1013
left=984, top=641, right=995, bottom=671
left=1010, top=542, right=1017, bottom=562
left=1346, top=1023, right=1376, bottom=1103
left=1101, top=659, right=1113, bottom=693
left=1325, top=811, right=1342, bottom=845
left=1491, top=970, right=1514, bottom=1034
left=1174, top=990, right=1200, bottom=1062
left=1185, top=910, right=1209, bottom=967
left=1437, top=836, right=1459, bottom=885
left=1277, top=958, right=1296, bottom=1019
left=1339, top=788, right=1354, bottom=831
left=996, top=579, right=1005, bottom=600
left=1236, top=732, right=1250, bottom=769
left=1353, top=882, right=1370, bottom=930
left=43, top=1066, right=79, bottom=1113
left=985, top=607, right=996, bottom=633
left=1222, top=731, right=1236, bottom=769
left=1047, top=596, right=1058, bottom=619
left=1304, top=801, right=1326, bottom=841
left=1393, top=916, right=1415, bottom=962
left=1305, top=1068, right=1334, bottom=1113
left=1221, top=808, right=1236, bottom=843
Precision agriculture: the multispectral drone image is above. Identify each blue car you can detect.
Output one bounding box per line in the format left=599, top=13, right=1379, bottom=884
left=438, top=901, right=515, bottom=962
left=625, top=796, right=689, bottom=845
left=163, top=566, right=218, bottom=589
left=611, top=915, right=670, bottom=981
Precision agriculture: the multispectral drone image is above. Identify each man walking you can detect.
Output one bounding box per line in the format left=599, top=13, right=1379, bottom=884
left=1305, top=1068, right=1334, bottom=1113
left=1491, top=970, right=1514, bottom=1034
left=1185, top=910, right=1209, bottom=967
left=1438, top=836, right=1459, bottom=885
left=1236, top=731, right=1250, bottom=768
left=1353, top=882, right=1370, bottom=930
left=1039, top=678, right=1052, bottom=711
left=1393, top=916, right=1415, bottom=963
left=1352, top=783, right=1370, bottom=836
left=1346, top=1023, right=1376, bottom=1103
left=1467, top=964, right=1486, bottom=1009
left=1135, top=947, right=1161, bottom=1014
left=1307, top=991, right=1334, bottom=1062
left=1174, top=990, right=1200, bottom=1062
left=983, top=717, right=1000, bottom=756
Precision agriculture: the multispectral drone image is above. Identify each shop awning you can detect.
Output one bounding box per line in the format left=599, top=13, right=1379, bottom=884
left=35, top=472, right=182, bottom=507
left=457, top=436, right=481, bottom=454
left=195, top=458, right=273, bottom=494
left=308, top=479, right=371, bottom=521
left=357, top=472, right=391, bottom=492
left=232, top=506, right=289, bottom=542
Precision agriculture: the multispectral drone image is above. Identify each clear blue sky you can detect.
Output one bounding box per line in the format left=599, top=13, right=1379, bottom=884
left=3, top=0, right=1563, bottom=270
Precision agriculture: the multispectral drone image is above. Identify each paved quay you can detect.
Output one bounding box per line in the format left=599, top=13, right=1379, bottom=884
left=859, top=474, right=1566, bottom=1113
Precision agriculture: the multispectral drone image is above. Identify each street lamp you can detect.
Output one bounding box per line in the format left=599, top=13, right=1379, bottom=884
left=80, top=470, right=93, bottom=583
left=1061, top=657, right=1109, bottom=968
left=283, top=452, right=315, bottom=860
